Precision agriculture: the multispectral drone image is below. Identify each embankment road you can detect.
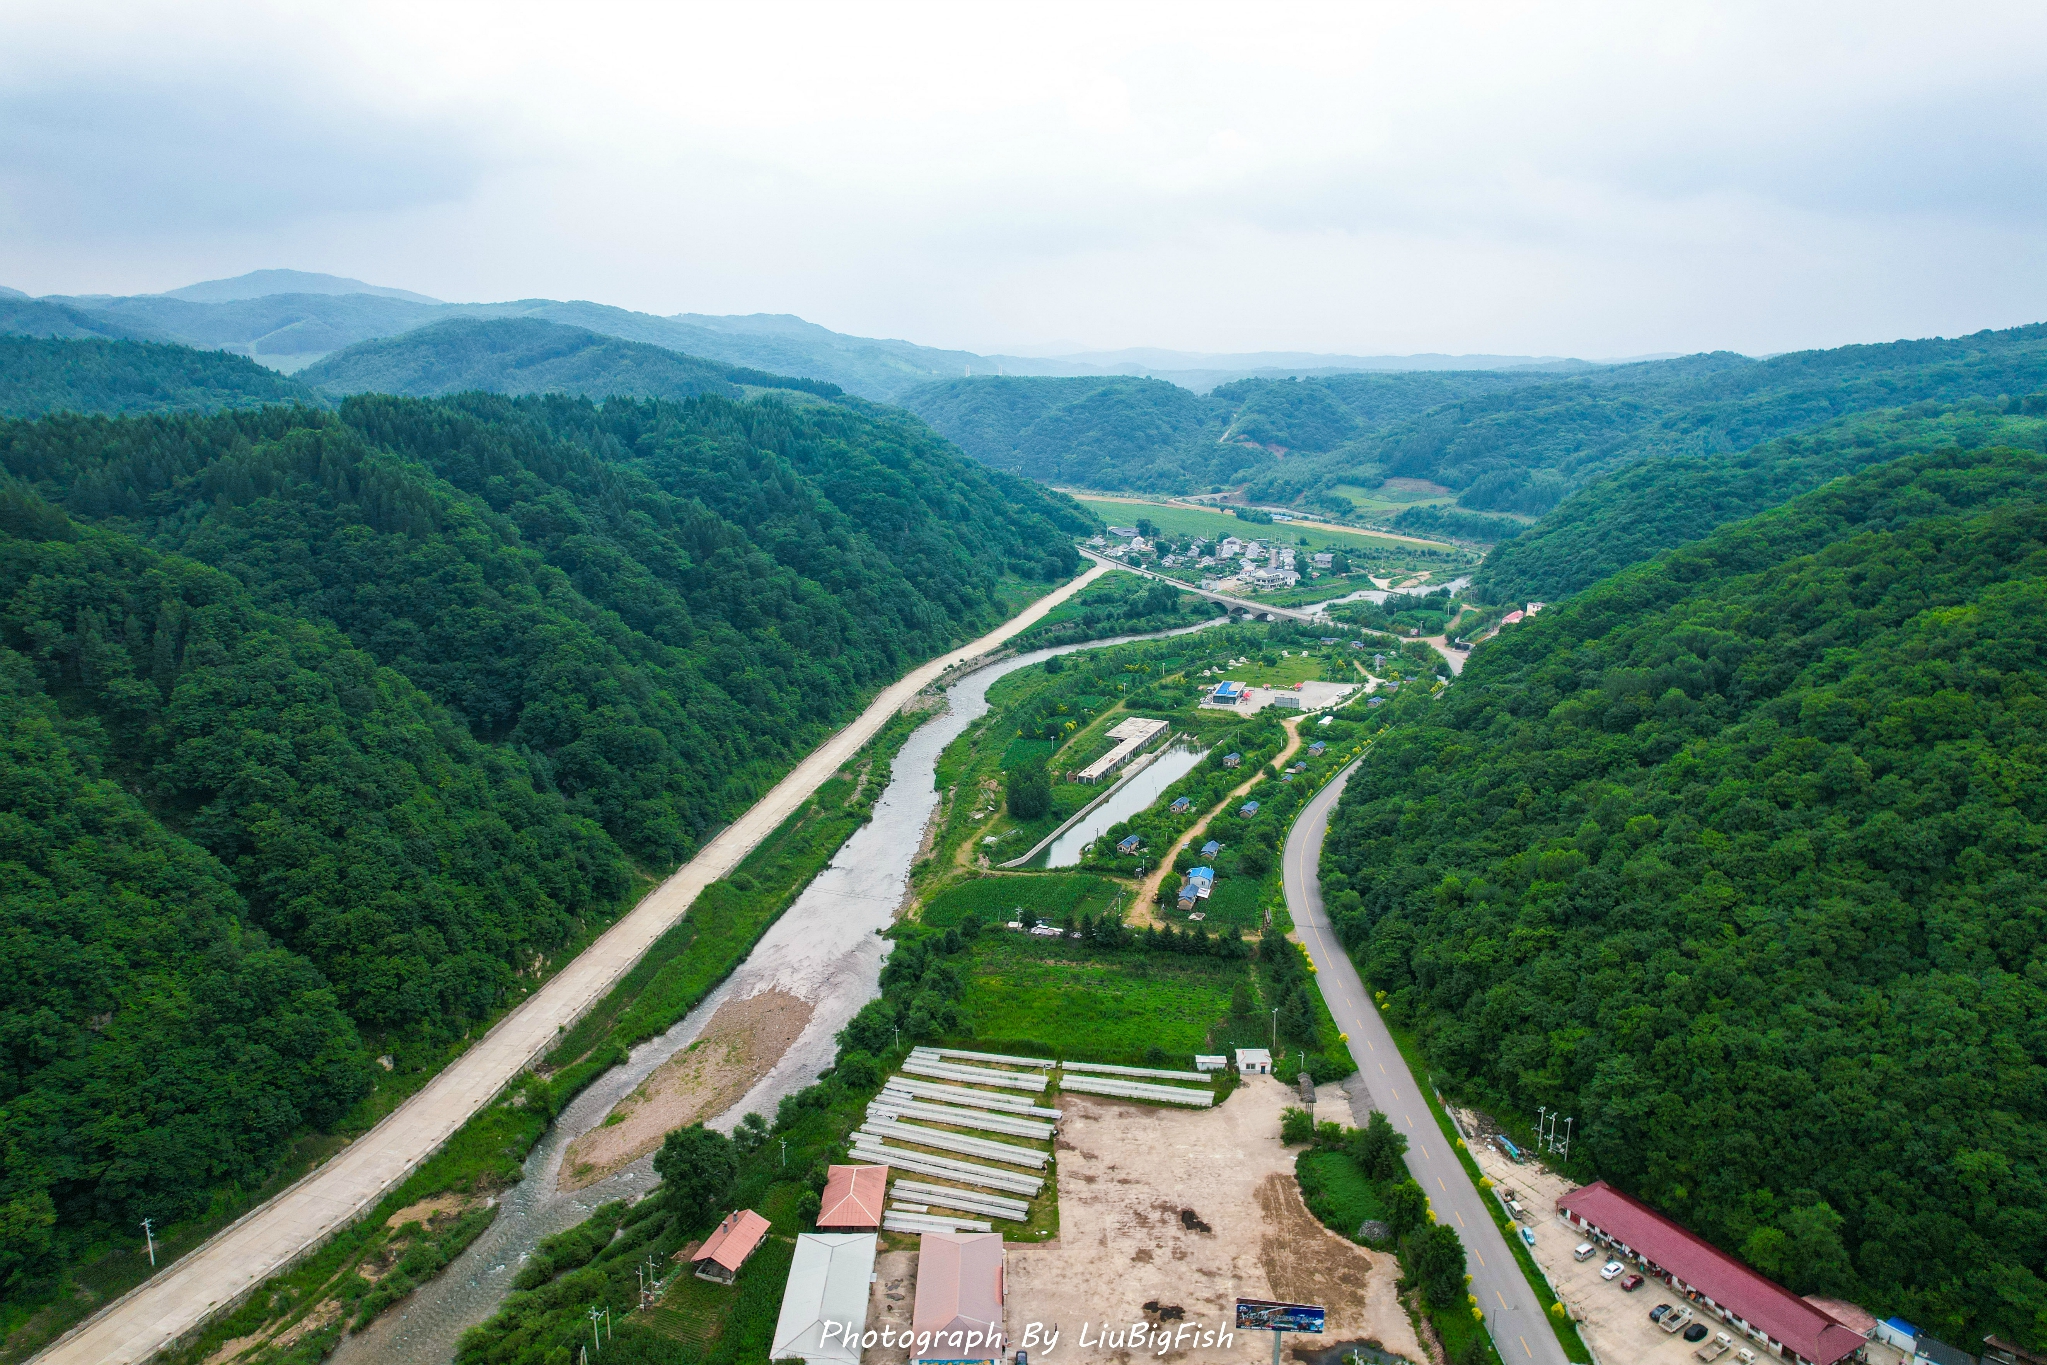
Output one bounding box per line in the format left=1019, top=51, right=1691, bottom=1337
left=35, top=565, right=1114, bottom=1365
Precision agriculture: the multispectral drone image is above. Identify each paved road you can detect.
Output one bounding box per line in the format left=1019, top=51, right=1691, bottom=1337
left=1079, top=549, right=1323, bottom=621
left=35, top=564, right=1116, bottom=1365
left=1284, top=757, right=1570, bottom=1365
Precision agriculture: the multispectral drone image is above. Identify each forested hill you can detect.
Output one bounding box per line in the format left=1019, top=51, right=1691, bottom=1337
left=0, top=335, right=320, bottom=418
left=1252, top=323, right=2047, bottom=518
left=897, top=325, right=2047, bottom=537
left=297, top=317, right=843, bottom=403
left=1322, top=445, right=2047, bottom=1349
left=896, top=368, right=1553, bottom=490
left=0, top=390, right=1089, bottom=1297
left=1473, top=400, right=2047, bottom=604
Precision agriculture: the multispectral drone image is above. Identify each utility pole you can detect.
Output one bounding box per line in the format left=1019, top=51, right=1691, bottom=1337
left=1535, top=1106, right=1547, bottom=1151
left=780, top=1138, right=788, bottom=1168
left=1561, top=1117, right=1573, bottom=1161
left=1271, top=1008, right=1279, bottom=1050
left=140, top=1218, right=156, bottom=1268
left=589, top=1304, right=604, bottom=1354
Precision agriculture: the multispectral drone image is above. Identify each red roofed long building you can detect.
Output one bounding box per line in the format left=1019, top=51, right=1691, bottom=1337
left=817, top=1164, right=888, bottom=1231
left=1557, top=1182, right=1866, bottom=1365
left=692, top=1209, right=771, bottom=1284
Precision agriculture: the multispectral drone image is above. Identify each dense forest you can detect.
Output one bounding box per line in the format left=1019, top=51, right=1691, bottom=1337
left=901, top=326, right=2047, bottom=548
left=1475, top=399, right=2047, bottom=604
left=297, top=318, right=841, bottom=404
left=1322, top=444, right=2047, bottom=1348
left=0, top=336, right=319, bottom=418
left=0, top=388, right=1090, bottom=1300
left=897, top=369, right=1554, bottom=490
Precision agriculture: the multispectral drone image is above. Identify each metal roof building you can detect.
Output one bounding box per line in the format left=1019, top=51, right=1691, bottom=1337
left=771, top=1233, right=878, bottom=1365
left=1557, top=1182, right=1865, bottom=1365
left=816, top=1164, right=888, bottom=1231
left=692, top=1208, right=771, bottom=1283
left=912, top=1231, right=1006, bottom=1360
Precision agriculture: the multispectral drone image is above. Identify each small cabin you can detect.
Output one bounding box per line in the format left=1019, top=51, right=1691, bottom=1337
left=1221, top=753, right=1242, bottom=769
left=693, top=1209, right=771, bottom=1283
left=1116, top=834, right=1141, bottom=855
left=1240, top=801, right=1259, bottom=817
left=1236, top=1048, right=1273, bottom=1075
left=1169, top=796, right=1192, bottom=813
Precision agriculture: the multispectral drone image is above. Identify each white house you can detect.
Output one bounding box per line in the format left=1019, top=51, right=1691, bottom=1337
left=1236, top=1048, right=1272, bottom=1074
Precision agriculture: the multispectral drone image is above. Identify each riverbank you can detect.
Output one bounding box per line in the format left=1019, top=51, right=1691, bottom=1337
left=35, top=564, right=1115, bottom=1365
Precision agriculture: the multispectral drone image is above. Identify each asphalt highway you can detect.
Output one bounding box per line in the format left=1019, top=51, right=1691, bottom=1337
left=1284, top=755, right=1571, bottom=1365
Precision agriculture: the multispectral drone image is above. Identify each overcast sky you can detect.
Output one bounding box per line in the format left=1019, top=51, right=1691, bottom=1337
left=4, top=0, right=2045, bottom=359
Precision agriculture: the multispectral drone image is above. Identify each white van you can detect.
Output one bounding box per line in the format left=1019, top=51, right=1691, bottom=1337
left=1573, top=1243, right=1596, bottom=1262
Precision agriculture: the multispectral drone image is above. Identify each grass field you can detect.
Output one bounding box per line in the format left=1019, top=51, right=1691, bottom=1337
left=1073, top=497, right=1443, bottom=554
left=1296, top=1149, right=1391, bottom=1241
left=920, top=873, right=1126, bottom=928
left=960, top=934, right=1246, bottom=1058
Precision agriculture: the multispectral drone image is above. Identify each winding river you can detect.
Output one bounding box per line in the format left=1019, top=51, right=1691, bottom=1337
left=331, top=618, right=1223, bottom=1365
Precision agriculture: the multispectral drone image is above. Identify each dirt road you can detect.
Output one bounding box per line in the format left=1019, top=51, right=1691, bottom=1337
left=32, top=565, right=1114, bottom=1365
left=1133, top=717, right=1301, bottom=927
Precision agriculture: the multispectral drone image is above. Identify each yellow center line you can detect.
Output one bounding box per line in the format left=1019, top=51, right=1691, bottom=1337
left=1495, top=1290, right=1509, bottom=1310
left=1455, top=1210, right=1465, bottom=1227
left=1475, top=1248, right=1486, bottom=1267
left=1438, top=1176, right=1448, bottom=1191
left=1520, top=1335, right=1532, bottom=1358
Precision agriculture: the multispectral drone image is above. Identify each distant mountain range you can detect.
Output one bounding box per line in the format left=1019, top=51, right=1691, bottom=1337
left=0, top=270, right=1617, bottom=399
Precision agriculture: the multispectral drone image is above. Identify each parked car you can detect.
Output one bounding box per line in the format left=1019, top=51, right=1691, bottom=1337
left=1650, top=1304, right=1674, bottom=1323
left=1694, top=1331, right=1734, bottom=1362
left=1683, top=1323, right=1710, bottom=1344
left=1619, top=1273, right=1644, bottom=1291
left=1520, top=1226, right=1536, bottom=1247
left=1659, top=1306, right=1696, bottom=1335
left=1573, top=1243, right=1596, bottom=1262
left=1600, top=1260, right=1625, bottom=1281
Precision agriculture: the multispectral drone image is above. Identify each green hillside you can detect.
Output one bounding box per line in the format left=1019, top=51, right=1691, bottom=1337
left=0, top=298, right=163, bottom=344
left=1475, top=400, right=2047, bottom=604
left=0, top=336, right=319, bottom=418
left=0, top=390, right=1088, bottom=1305
left=297, top=317, right=753, bottom=402
left=1322, top=444, right=2047, bottom=1348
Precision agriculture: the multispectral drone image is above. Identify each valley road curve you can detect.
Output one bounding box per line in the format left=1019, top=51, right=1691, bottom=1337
left=1284, top=755, right=1573, bottom=1365
left=34, top=564, right=1115, bottom=1365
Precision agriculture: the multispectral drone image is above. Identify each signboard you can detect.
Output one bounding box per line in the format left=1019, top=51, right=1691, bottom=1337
left=1235, top=1299, right=1326, bottom=1334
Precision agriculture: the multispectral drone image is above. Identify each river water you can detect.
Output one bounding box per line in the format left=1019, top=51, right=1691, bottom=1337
left=331, top=618, right=1223, bottom=1365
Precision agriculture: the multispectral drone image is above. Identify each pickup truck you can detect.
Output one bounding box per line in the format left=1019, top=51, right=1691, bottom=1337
left=1695, top=1332, right=1733, bottom=1361
left=1659, top=1305, right=1696, bottom=1335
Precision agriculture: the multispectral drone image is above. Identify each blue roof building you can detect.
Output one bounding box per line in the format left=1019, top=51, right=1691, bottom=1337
left=1201, top=839, right=1222, bottom=857
left=1210, top=680, right=1247, bottom=703
left=1116, top=834, right=1141, bottom=854
left=1240, top=801, right=1259, bottom=816
left=1169, top=796, right=1192, bottom=813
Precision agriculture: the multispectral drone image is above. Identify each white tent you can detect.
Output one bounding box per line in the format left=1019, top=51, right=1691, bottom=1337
left=770, top=1233, right=878, bottom=1365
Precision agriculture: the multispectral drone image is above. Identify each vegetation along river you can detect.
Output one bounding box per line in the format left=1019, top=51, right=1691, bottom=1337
left=330, top=615, right=1223, bottom=1365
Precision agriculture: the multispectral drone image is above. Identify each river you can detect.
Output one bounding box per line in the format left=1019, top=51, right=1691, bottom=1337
left=1039, top=742, right=1209, bottom=867
left=330, top=618, right=1223, bottom=1365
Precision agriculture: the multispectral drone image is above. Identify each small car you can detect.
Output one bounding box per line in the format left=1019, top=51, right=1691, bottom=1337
left=1520, top=1226, right=1537, bottom=1247
left=1650, top=1304, right=1674, bottom=1323
left=1684, top=1323, right=1710, bottom=1344
left=1619, top=1273, right=1644, bottom=1291
left=1600, top=1260, right=1625, bottom=1281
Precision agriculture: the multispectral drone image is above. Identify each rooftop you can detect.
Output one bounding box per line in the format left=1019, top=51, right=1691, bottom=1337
left=912, top=1231, right=1005, bottom=1349
left=771, top=1233, right=878, bottom=1365
left=693, top=1208, right=770, bottom=1274
left=1558, top=1182, right=1863, bottom=1365
left=817, top=1164, right=887, bottom=1230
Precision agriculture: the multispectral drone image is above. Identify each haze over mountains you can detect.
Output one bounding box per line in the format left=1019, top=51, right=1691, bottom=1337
left=1, top=270, right=1610, bottom=398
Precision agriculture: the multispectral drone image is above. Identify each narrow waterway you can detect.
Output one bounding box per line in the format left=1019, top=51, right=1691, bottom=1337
left=1040, top=742, right=1208, bottom=867
left=330, top=618, right=1223, bottom=1365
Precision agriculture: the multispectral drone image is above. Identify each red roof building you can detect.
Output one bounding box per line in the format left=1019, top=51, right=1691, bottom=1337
left=692, top=1209, right=771, bottom=1284
left=817, top=1164, right=888, bottom=1231
left=912, top=1231, right=1005, bottom=1360
left=1557, top=1182, right=1865, bottom=1365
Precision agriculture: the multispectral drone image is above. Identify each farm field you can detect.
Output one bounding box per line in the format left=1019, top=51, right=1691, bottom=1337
left=920, top=873, right=1126, bottom=928
left=1071, top=495, right=1448, bottom=555
left=959, top=933, right=1247, bottom=1058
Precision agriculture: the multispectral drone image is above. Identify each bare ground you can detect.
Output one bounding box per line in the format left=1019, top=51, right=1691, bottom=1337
left=558, top=988, right=814, bottom=1191
left=1002, top=1076, right=1423, bottom=1364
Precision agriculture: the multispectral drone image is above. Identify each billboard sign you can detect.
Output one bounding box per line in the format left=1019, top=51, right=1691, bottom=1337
left=1235, top=1299, right=1326, bottom=1334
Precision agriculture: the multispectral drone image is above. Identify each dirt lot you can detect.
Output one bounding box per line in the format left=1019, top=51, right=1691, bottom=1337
left=559, top=987, right=813, bottom=1190
left=999, top=1075, right=1422, bottom=1365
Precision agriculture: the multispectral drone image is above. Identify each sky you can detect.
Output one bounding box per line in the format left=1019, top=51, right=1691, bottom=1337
left=3, top=0, right=2045, bottom=359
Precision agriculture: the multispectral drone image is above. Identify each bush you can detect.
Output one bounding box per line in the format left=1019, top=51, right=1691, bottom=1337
left=1280, top=1107, right=1315, bottom=1146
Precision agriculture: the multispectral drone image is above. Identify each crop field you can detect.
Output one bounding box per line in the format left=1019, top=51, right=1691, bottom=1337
left=959, top=934, right=1246, bottom=1058
left=1073, top=495, right=1442, bottom=553
left=920, top=873, right=1125, bottom=928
